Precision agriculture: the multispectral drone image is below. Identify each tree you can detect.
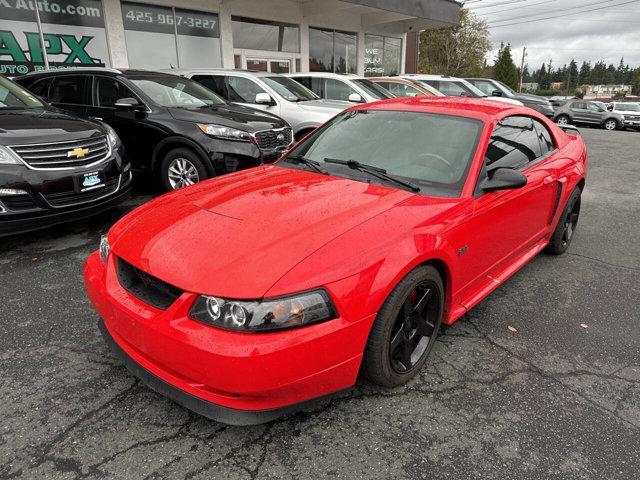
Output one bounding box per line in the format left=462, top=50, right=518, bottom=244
left=493, top=43, right=519, bottom=90
left=578, top=61, right=591, bottom=86
left=566, top=59, right=579, bottom=91
left=418, top=9, right=491, bottom=76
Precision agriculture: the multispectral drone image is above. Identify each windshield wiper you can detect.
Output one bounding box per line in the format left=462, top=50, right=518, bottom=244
left=323, top=158, right=420, bottom=192
left=286, top=154, right=329, bottom=175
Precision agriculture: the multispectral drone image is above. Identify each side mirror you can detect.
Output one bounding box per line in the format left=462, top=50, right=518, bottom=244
left=481, top=167, right=527, bottom=192
left=348, top=93, right=364, bottom=103
left=492, top=90, right=503, bottom=97
left=114, top=97, right=141, bottom=110
left=255, top=92, right=275, bottom=105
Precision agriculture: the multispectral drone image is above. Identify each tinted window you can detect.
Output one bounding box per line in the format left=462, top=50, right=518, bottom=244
left=94, top=77, right=135, bottom=108
left=352, top=79, right=393, bottom=99
left=293, top=76, right=312, bottom=90
left=533, top=119, right=555, bottom=154
left=49, top=76, right=87, bottom=105
left=130, top=76, right=225, bottom=107
left=192, top=75, right=226, bottom=97
left=29, top=78, right=52, bottom=98
left=570, top=102, right=585, bottom=109
left=226, top=76, right=266, bottom=103
left=469, top=80, right=495, bottom=96
left=485, top=116, right=542, bottom=170
left=324, top=78, right=356, bottom=101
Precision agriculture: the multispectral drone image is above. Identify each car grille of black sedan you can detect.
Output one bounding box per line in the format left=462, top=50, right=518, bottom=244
left=254, top=128, right=293, bottom=151
left=9, top=136, right=110, bottom=169
left=116, top=257, right=184, bottom=310
left=44, top=176, right=120, bottom=208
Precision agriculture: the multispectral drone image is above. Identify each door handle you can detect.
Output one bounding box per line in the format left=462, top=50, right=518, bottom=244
left=543, top=175, right=555, bottom=185
left=90, top=116, right=103, bottom=121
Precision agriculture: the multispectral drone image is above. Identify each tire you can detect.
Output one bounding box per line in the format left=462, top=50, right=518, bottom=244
left=545, top=187, right=581, bottom=255
left=160, top=147, right=210, bottom=191
left=555, top=115, right=570, bottom=125
left=603, top=119, right=618, bottom=131
left=362, top=265, right=444, bottom=388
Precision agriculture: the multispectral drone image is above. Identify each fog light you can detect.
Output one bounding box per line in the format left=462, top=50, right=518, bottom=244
left=0, top=188, right=27, bottom=196
left=99, top=235, right=110, bottom=264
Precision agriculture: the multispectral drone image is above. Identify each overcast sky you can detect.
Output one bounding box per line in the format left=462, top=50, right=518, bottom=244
left=465, top=0, right=640, bottom=71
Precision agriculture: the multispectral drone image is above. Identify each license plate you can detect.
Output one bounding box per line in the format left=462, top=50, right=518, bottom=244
left=77, top=171, right=105, bottom=193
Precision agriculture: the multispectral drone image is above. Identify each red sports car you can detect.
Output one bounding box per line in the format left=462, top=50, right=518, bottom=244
left=84, top=97, right=587, bottom=425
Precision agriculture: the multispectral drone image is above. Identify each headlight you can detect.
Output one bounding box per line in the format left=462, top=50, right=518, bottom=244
left=197, top=124, right=252, bottom=142
left=99, top=234, right=110, bottom=264
left=0, top=146, right=21, bottom=165
left=189, top=289, right=338, bottom=332
left=104, top=124, right=120, bottom=149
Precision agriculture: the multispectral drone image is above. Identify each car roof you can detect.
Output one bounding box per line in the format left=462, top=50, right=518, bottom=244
left=287, top=72, right=363, bottom=79
left=402, top=74, right=461, bottom=81
left=15, top=67, right=180, bottom=79
left=349, top=96, right=523, bottom=122
left=368, top=77, right=415, bottom=83
left=160, top=68, right=280, bottom=78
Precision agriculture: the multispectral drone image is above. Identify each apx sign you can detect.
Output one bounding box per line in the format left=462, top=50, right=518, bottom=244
left=0, top=0, right=109, bottom=74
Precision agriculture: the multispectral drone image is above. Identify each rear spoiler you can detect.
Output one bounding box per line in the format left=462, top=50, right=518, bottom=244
left=557, top=124, right=580, bottom=135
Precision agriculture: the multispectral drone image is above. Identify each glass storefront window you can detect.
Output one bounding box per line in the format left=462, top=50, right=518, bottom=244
left=364, top=34, right=402, bottom=77
left=0, top=0, right=110, bottom=75
left=121, top=2, right=221, bottom=69
left=309, top=27, right=356, bottom=74
left=232, top=17, right=299, bottom=53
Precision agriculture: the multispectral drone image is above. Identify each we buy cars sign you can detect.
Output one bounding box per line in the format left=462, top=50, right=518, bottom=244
left=0, top=0, right=110, bottom=75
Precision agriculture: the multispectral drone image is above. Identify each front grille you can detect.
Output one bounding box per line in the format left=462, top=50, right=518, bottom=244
left=116, top=257, right=184, bottom=310
left=43, top=176, right=119, bottom=208
left=9, top=136, right=110, bottom=169
left=0, top=194, right=37, bottom=211
left=254, top=128, right=292, bottom=151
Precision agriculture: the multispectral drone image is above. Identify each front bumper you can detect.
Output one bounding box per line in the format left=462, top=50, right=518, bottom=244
left=623, top=119, right=640, bottom=128
left=84, top=252, right=373, bottom=424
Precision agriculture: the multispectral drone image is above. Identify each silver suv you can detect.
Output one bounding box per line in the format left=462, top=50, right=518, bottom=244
left=165, top=69, right=351, bottom=140
left=554, top=100, right=625, bottom=131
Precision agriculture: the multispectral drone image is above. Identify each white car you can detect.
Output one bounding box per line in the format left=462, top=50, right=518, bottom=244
left=401, top=74, right=524, bottom=106
left=608, top=102, right=640, bottom=131
left=286, top=72, right=395, bottom=104
left=163, top=69, right=351, bottom=140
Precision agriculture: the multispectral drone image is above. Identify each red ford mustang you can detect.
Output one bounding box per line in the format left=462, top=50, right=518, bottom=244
left=84, top=97, right=587, bottom=425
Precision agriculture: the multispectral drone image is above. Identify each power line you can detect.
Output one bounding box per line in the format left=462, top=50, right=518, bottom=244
left=488, top=0, right=640, bottom=27
left=488, top=0, right=618, bottom=24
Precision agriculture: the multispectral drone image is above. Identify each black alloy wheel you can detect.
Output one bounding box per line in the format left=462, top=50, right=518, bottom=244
left=363, top=265, right=443, bottom=387
left=389, top=281, right=440, bottom=373
left=546, top=187, right=581, bottom=255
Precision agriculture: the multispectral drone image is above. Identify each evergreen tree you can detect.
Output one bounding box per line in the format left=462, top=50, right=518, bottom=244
left=578, top=61, right=591, bottom=86
left=567, top=60, right=579, bottom=90
left=493, top=43, right=519, bottom=90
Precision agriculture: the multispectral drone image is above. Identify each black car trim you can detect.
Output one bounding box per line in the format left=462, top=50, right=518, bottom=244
left=151, top=136, right=216, bottom=176
left=98, top=318, right=351, bottom=426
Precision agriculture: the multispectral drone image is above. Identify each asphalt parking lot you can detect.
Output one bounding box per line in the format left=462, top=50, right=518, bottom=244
left=1, top=127, right=639, bottom=480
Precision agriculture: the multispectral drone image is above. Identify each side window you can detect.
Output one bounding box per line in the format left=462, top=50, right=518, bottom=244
left=226, top=76, right=267, bottom=103
left=570, top=102, right=584, bottom=110
left=293, top=76, right=312, bottom=90
left=533, top=119, right=555, bottom=155
left=473, top=80, right=495, bottom=96
left=436, top=81, right=467, bottom=96
left=94, top=77, right=135, bottom=108
left=324, top=78, right=356, bottom=101
left=485, top=116, right=542, bottom=170
left=586, top=102, right=602, bottom=112
left=49, top=76, right=87, bottom=105
left=29, top=78, right=52, bottom=98
left=192, top=75, right=226, bottom=97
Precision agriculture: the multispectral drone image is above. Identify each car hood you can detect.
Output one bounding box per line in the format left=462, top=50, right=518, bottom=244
left=516, top=93, right=550, bottom=105
left=295, top=99, right=351, bottom=114
left=0, top=108, right=104, bottom=146
left=168, top=103, right=287, bottom=133
left=483, top=96, right=523, bottom=106
left=109, top=165, right=413, bottom=298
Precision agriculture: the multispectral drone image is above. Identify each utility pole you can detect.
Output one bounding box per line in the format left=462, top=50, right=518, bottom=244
left=519, top=47, right=527, bottom=92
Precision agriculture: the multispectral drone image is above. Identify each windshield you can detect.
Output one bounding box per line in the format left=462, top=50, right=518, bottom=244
left=281, top=110, right=482, bottom=196
left=0, top=76, right=43, bottom=109
left=262, top=76, right=318, bottom=102
left=130, top=76, right=226, bottom=107
left=616, top=103, right=640, bottom=112
left=352, top=79, right=394, bottom=100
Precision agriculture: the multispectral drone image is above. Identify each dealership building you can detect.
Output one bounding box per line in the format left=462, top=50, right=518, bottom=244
left=0, top=0, right=460, bottom=77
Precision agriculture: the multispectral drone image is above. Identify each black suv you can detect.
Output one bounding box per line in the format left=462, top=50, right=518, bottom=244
left=0, top=75, right=130, bottom=238
left=15, top=69, right=292, bottom=191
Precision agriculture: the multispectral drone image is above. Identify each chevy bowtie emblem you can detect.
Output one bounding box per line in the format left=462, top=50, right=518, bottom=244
left=67, top=147, right=89, bottom=158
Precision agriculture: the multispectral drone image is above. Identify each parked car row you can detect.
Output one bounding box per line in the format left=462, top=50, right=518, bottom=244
left=0, top=66, right=605, bottom=238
